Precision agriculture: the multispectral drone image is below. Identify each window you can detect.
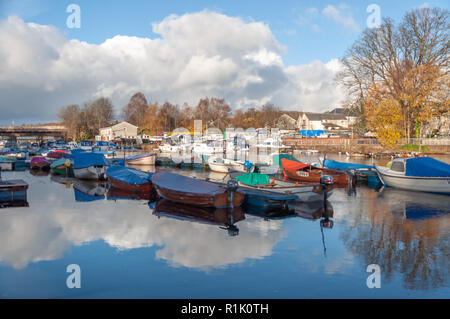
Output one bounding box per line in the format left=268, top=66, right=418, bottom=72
left=390, top=161, right=405, bottom=173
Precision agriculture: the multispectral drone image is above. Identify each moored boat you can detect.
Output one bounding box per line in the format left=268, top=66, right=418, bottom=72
left=50, top=158, right=74, bottom=177
left=0, top=179, right=28, bottom=206
left=208, top=156, right=231, bottom=173
left=106, top=165, right=156, bottom=198
left=73, top=152, right=108, bottom=180
left=320, top=157, right=380, bottom=184
left=375, top=157, right=450, bottom=194
left=125, top=153, right=156, bottom=165
left=235, top=172, right=324, bottom=211
left=281, top=158, right=353, bottom=186
left=30, top=156, right=50, bottom=170
left=151, top=171, right=244, bottom=208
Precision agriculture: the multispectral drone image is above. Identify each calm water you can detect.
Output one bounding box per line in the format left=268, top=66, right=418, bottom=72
left=0, top=154, right=449, bottom=298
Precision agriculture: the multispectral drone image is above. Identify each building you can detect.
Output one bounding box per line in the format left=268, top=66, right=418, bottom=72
left=329, top=108, right=358, bottom=126
left=98, top=121, right=138, bottom=141
left=276, top=114, right=297, bottom=130
left=296, top=110, right=355, bottom=131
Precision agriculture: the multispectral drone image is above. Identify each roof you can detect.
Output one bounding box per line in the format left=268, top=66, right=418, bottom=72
left=301, top=112, right=347, bottom=121
left=100, top=121, right=138, bottom=131
left=329, top=108, right=358, bottom=117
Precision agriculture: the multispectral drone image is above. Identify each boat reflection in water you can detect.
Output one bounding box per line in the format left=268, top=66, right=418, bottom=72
left=152, top=199, right=245, bottom=236
left=342, top=187, right=449, bottom=290
left=377, top=187, right=450, bottom=220
left=73, top=180, right=107, bottom=202
left=293, top=200, right=334, bottom=225
left=29, top=168, right=50, bottom=177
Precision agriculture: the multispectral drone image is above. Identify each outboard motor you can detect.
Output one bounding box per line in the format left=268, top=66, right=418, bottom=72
left=226, top=179, right=239, bottom=208
left=320, top=174, right=334, bottom=186
left=320, top=174, right=334, bottom=205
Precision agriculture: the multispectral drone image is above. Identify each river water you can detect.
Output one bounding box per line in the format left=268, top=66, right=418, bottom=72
left=0, top=154, right=448, bottom=298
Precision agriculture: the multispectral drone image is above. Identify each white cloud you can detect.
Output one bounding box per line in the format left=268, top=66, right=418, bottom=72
left=0, top=11, right=345, bottom=124
left=322, top=4, right=360, bottom=32
left=0, top=179, right=286, bottom=270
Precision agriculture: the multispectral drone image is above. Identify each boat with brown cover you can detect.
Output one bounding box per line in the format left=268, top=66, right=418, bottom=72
left=281, top=158, right=354, bottom=186
left=151, top=171, right=245, bottom=208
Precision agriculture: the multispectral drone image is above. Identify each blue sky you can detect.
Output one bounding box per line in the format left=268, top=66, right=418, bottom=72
left=0, top=0, right=448, bottom=124
left=1, top=0, right=446, bottom=65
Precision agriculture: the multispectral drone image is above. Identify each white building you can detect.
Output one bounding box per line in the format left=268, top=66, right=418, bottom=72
left=98, top=121, right=138, bottom=141
left=297, top=111, right=354, bottom=131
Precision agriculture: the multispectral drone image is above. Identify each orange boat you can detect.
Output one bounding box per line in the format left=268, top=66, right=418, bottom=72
left=281, top=158, right=354, bottom=186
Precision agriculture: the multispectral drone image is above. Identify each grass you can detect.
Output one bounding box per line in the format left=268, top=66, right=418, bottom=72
left=399, top=144, right=428, bottom=152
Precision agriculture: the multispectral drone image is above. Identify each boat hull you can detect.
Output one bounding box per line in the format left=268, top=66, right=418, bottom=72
left=109, top=177, right=154, bottom=195
left=74, top=166, right=107, bottom=180
left=155, top=185, right=244, bottom=208
left=284, top=167, right=351, bottom=185
left=125, top=154, right=156, bottom=165
left=0, top=162, right=14, bottom=171
left=209, top=162, right=231, bottom=173
left=151, top=171, right=244, bottom=208
left=376, top=166, right=450, bottom=194
left=52, top=166, right=75, bottom=177
left=0, top=179, right=28, bottom=204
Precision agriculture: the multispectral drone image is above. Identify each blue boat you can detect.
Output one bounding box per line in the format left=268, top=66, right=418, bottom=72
left=321, top=157, right=380, bottom=184
left=73, top=152, right=108, bottom=180
left=322, top=158, right=375, bottom=170
left=376, top=157, right=450, bottom=194
left=106, top=165, right=155, bottom=197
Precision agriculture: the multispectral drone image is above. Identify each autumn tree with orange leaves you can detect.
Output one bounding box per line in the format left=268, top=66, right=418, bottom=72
left=338, top=7, right=449, bottom=144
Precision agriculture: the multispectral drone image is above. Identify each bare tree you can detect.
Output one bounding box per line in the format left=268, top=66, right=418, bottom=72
left=337, top=7, right=449, bottom=140
left=122, top=92, right=148, bottom=127
left=58, top=104, right=80, bottom=141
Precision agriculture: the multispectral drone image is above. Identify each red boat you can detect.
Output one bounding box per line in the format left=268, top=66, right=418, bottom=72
left=151, top=171, right=245, bottom=208
left=281, top=158, right=354, bottom=186
left=47, top=150, right=68, bottom=159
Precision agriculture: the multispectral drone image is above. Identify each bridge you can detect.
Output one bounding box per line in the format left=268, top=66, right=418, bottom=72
left=0, top=125, right=67, bottom=141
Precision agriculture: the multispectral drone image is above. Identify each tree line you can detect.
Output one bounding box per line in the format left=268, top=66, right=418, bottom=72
left=337, top=6, right=449, bottom=148
left=59, top=93, right=293, bottom=141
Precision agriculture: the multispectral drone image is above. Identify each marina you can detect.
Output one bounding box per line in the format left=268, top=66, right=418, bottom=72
left=0, top=2, right=449, bottom=304
left=0, top=142, right=448, bottom=298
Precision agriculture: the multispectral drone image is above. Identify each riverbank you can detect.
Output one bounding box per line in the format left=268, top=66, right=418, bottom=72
left=282, top=137, right=450, bottom=156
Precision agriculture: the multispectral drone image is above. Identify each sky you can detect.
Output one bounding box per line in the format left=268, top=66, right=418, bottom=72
left=0, top=0, right=448, bottom=125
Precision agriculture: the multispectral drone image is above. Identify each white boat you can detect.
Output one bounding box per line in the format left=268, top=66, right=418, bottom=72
left=73, top=152, right=108, bottom=180
left=79, top=140, right=93, bottom=152
left=192, top=140, right=223, bottom=154
left=159, top=143, right=176, bottom=153
left=255, top=138, right=290, bottom=149
left=375, top=157, right=450, bottom=195
left=125, top=153, right=156, bottom=165
left=0, top=162, right=14, bottom=171
left=74, top=166, right=107, bottom=180
left=208, top=156, right=231, bottom=173
left=229, top=160, right=255, bottom=173
left=208, top=156, right=255, bottom=173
